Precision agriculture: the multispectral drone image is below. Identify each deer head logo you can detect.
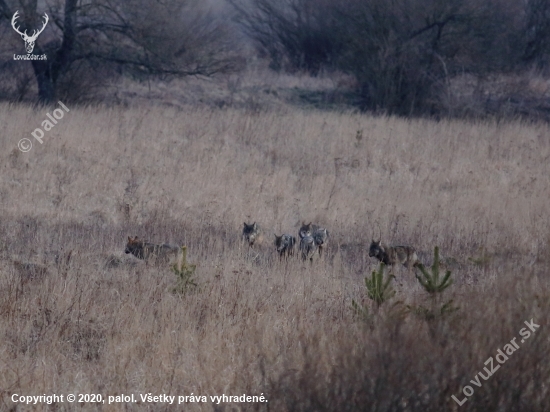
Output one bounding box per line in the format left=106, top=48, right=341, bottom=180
left=11, top=10, right=49, bottom=54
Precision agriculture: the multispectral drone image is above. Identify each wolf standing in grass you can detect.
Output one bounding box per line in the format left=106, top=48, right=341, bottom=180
left=299, top=222, right=329, bottom=257
left=274, top=234, right=296, bottom=260
left=242, top=222, right=264, bottom=247
left=368, top=240, right=420, bottom=269
left=299, top=234, right=317, bottom=261
left=125, top=236, right=181, bottom=265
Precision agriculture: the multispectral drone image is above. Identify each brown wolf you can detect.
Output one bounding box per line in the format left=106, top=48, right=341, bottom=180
left=299, top=222, right=329, bottom=256
left=368, top=240, right=419, bottom=269
left=242, top=222, right=264, bottom=247
left=274, top=234, right=296, bottom=260
left=125, top=236, right=181, bottom=265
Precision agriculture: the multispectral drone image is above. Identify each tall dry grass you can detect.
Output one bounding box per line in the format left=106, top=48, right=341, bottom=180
left=0, top=103, right=549, bottom=411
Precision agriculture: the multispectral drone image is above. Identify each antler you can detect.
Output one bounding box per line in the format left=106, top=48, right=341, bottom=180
left=11, top=10, right=48, bottom=41
left=11, top=11, right=26, bottom=37
left=28, top=13, right=49, bottom=41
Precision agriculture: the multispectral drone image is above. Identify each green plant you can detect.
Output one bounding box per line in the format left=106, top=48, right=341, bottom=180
left=409, top=299, right=459, bottom=321
left=351, top=299, right=370, bottom=320
left=468, top=245, right=492, bottom=275
left=171, top=246, right=198, bottom=295
left=352, top=263, right=396, bottom=317
left=415, top=246, right=453, bottom=294
left=411, top=246, right=458, bottom=326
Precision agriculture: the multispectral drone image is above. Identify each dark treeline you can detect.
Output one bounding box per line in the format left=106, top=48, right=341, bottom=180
left=2, top=0, right=550, bottom=119
left=230, top=0, right=550, bottom=117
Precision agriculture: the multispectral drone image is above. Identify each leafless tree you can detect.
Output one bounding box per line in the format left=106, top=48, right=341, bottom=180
left=0, top=0, right=240, bottom=103
left=231, top=0, right=547, bottom=117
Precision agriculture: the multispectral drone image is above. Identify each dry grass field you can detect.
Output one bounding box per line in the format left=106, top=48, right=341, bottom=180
left=1, top=103, right=549, bottom=411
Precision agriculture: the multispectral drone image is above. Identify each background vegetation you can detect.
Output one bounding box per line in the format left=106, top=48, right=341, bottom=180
left=2, top=0, right=550, bottom=119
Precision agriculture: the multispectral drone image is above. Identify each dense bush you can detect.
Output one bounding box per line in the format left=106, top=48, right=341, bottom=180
left=232, top=0, right=550, bottom=116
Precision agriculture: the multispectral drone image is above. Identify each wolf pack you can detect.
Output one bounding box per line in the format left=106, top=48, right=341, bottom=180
left=242, top=221, right=330, bottom=262
left=125, top=221, right=420, bottom=271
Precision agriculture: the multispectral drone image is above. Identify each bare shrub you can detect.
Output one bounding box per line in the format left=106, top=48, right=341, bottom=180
left=229, top=0, right=339, bottom=73
left=330, top=0, right=522, bottom=116
left=231, top=0, right=550, bottom=118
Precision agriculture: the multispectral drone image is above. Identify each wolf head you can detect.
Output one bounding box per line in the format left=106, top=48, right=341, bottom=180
left=369, top=240, right=384, bottom=259
left=125, top=236, right=144, bottom=258
left=243, top=222, right=261, bottom=245
left=313, top=228, right=329, bottom=246
left=299, top=222, right=313, bottom=239
left=274, top=234, right=295, bottom=252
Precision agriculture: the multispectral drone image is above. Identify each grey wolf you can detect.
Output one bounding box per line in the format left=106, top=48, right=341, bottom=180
left=298, top=222, right=316, bottom=239
left=299, top=222, right=329, bottom=256
left=312, top=228, right=329, bottom=256
left=242, top=222, right=264, bottom=247
left=274, top=234, right=296, bottom=260
left=125, top=236, right=181, bottom=265
left=300, top=235, right=317, bottom=261
left=368, top=240, right=419, bottom=269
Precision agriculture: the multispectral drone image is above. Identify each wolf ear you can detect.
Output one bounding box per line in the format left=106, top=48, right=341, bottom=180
left=128, top=236, right=132, bottom=241
left=253, top=222, right=257, bottom=228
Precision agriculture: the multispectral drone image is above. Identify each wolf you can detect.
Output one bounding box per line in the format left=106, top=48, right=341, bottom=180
left=299, top=222, right=329, bottom=256
left=242, top=222, right=264, bottom=247
left=368, top=240, right=419, bottom=269
left=125, top=236, right=181, bottom=265
left=300, top=234, right=317, bottom=261
left=312, top=228, right=329, bottom=256
left=274, top=234, right=296, bottom=260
